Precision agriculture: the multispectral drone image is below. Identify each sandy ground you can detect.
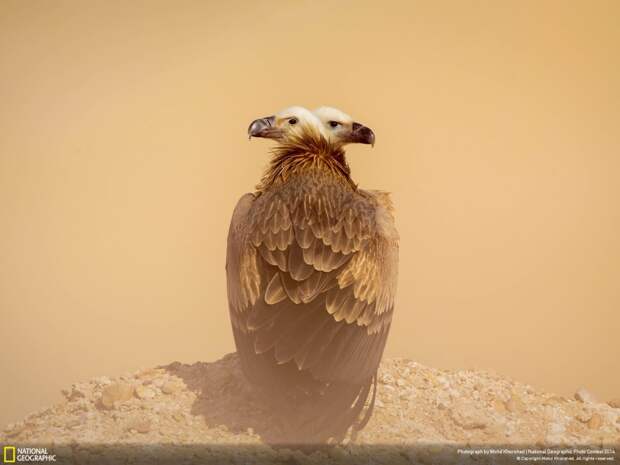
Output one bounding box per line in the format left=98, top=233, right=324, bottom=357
left=1, top=353, right=618, bottom=464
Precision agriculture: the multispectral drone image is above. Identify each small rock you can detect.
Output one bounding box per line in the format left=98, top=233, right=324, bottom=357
left=548, top=421, right=565, bottom=435
left=567, top=419, right=585, bottom=434
left=575, top=387, right=597, bottom=404
left=451, top=402, right=488, bottom=429
left=608, top=398, right=620, bottom=409
left=588, top=413, right=603, bottom=430
left=100, top=383, right=134, bottom=409
left=136, top=368, right=164, bottom=380
left=62, top=385, right=86, bottom=401
left=161, top=381, right=183, bottom=395
left=505, top=395, right=525, bottom=413
left=135, top=385, right=156, bottom=400
left=72, top=399, right=91, bottom=412
left=66, top=417, right=82, bottom=429
left=94, top=376, right=111, bottom=386
left=492, top=399, right=507, bottom=413
left=576, top=411, right=592, bottom=423
left=436, top=392, right=451, bottom=410
left=5, top=424, right=26, bottom=438
left=152, top=378, right=166, bottom=388
left=424, top=373, right=438, bottom=386
left=126, top=417, right=151, bottom=434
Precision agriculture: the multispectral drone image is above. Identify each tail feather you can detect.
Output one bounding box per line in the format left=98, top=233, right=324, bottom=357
left=232, top=325, right=378, bottom=444
left=261, top=371, right=377, bottom=444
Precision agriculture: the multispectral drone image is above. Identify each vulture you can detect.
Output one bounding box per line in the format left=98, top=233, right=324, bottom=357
left=226, top=106, right=398, bottom=443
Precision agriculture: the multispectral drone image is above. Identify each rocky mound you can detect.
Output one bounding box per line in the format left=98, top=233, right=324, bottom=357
left=1, top=354, right=618, bottom=464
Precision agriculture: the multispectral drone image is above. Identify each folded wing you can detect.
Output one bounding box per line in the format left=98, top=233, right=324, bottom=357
left=226, top=185, right=398, bottom=387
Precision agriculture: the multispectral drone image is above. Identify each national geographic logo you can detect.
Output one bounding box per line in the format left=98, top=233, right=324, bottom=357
left=2, top=447, right=56, bottom=463
left=2, top=447, right=14, bottom=463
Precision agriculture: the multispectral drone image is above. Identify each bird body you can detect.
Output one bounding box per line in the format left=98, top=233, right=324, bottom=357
left=226, top=107, right=398, bottom=443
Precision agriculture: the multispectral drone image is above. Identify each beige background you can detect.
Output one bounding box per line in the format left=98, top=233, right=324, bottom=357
left=1, top=0, right=619, bottom=428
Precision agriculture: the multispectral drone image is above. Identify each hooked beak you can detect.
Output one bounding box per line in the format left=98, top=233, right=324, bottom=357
left=349, top=122, right=375, bottom=146
left=248, top=115, right=281, bottom=140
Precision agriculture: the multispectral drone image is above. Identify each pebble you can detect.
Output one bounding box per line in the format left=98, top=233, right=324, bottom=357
left=136, top=368, right=163, bottom=380
left=493, top=399, right=507, bottom=413
left=576, top=411, right=592, bottom=423
left=73, top=399, right=91, bottom=412
left=94, top=376, right=111, bottom=386
left=5, top=424, right=26, bottom=437
left=450, top=402, right=487, bottom=429
left=152, top=378, right=166, bottom=388
left=575, top=387, right=597, bottom=404
left=126, top=417, right=151, bottom=434
left=161, top=381, right=183, bottom=395
left=135, top=385, right=156, bottom=400
left=588, top=413, right=603, bottom=430
left=608, top=398, right=620, bottom=409
left=505, top=395, right=525, bottom=413
left=548, top=421, right=565, bottom=435
left=100, top=383, right=134, bottom=409
left=436, top=392, right=450, bottom=410
left=62, top=385, right=87, bottom=401
left=66, top=417, right=82, bottom=429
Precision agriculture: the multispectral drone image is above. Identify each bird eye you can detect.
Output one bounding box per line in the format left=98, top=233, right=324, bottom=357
left=328, top=121, right=340, bottom=128
left=288, top=118, right=298, bottom=125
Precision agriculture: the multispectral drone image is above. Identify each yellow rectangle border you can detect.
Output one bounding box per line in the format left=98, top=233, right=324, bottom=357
left=3, top=446, right=16, bottom=463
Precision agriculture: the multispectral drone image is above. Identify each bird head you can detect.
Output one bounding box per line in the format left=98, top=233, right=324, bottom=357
left=248, top=106, right=325, bottom=141
left=313, top=106, right=375, bottom=147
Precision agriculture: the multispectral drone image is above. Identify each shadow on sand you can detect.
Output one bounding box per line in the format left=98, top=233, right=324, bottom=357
left=161, top=353, right=302, bottom=446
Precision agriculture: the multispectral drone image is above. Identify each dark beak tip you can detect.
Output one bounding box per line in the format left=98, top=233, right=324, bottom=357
left=367, top=129, right=376, bottom=147
left=362, top=128, right=375, bottom=146
left=351, top=121, right=375, bottom=146
left=248, top=115, right=276, bottom=139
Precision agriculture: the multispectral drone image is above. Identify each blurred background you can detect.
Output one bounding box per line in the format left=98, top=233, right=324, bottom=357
left=1, top=0, right=618, bottom=427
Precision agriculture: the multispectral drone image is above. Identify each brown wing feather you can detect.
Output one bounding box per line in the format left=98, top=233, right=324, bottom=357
left=227, top=184, right=398, bottom=386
